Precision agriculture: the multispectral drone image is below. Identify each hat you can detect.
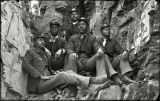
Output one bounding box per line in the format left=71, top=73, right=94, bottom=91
left=78, top=17, right=89, bottom=26
left=50, top=21, right=60, bottom=27
left=100, top=24, right=110, bottom=31
left=70, top=8, right=78, bottom=13
left=33, top=33, right=47, bottom=39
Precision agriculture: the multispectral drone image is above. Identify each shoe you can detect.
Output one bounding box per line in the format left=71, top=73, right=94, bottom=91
left=113, top=75, right=123, bottom=85
left=122, top=75, right=138, bottom=84
left=90, top=75, right=108, bottom=84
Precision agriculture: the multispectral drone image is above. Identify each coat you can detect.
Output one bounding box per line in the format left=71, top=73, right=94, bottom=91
left=22, top=47, right=51, bottom=93
left=66, top=33, right=100, bottom=58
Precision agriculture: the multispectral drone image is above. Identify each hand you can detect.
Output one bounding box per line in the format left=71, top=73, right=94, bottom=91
left=55, top=49, right=62, bottom=58
left=70, top=53, right=78, bottom=60
left=40, top=75, right=54, bottom=80
left=96, top=48, right=104, bottom=58
left=122, top=51, right=128, bottom=60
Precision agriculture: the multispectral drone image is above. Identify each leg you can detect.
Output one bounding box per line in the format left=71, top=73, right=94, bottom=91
left=36, top=71, right=90, bottom=94
left=112, top=55, right=137, bottom=84
left=112, top=54, right=133, bottom=75
left=104, top=54, right=117, bottom=77
left=51, top=55, right=65, bottom=71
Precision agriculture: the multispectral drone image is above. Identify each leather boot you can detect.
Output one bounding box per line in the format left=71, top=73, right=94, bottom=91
left=122, top=74, right=138, bottom=84
left=112, top=75, right=123, bottom=85
left=90, top=75, right=108, bottom=84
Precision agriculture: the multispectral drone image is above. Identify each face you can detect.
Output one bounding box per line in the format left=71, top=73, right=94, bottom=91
left=101, top=27, right=110, bottom=38
left=78, top=21, right=88, bottom=34
left=71, top=12, right=79, bottom=22
left=35, top=38, right=45, bottom=48
left=50, top=25, right=59, bottom=37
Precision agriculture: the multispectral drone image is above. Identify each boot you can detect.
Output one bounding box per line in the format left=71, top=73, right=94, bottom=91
left=90, top=75, right=108, bottom=84
left=112, top=75, right=123, bottom=85
left=122, top=74, right=137, bottom=84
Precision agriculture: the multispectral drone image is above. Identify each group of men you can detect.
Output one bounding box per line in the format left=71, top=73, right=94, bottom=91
left=22, top=8, right=137, bottom=94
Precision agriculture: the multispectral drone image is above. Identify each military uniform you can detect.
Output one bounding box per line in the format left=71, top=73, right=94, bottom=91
left=98, top=34, right=133, bottom=76
left=44, top=30, right=67, bottom=71
left=64, top=32, right=111, bottom=77
left=65, top=8, right=79, bottom=41
left=22, top=43, right=91, bottom=94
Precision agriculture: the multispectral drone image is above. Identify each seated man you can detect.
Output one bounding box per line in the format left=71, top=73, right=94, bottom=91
left=64, top=17, right=121, bottom=83
left=22, top=34, right=107, bottom=94
left=44, top=22, right=66, bottom=71
left=98, top=24, right=137, bottom=84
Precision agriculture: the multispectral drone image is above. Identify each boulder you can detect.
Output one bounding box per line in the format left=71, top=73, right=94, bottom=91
left=123, top=80, right=159, bottom=100
left=97, top=85, right=122, bottom=100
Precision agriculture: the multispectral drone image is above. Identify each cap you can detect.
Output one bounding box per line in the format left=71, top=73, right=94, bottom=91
left=78, top=17, right=89, bottom=26
left=50, top=21, right=60, bottom=27
left=70, top=8, right=78, bottom=13
left=33, top=33, right=47, bottom=39
left=100, top=24, right=110, bottom=31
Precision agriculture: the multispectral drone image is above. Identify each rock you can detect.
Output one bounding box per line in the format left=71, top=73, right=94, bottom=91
left=123, top=80, right=159, bottom=100
left=26, top=90, right=57, bottom=100
left=97, top=85, right=122, bottom=100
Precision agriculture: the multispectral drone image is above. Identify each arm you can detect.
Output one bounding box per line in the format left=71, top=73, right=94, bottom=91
left=93, top=36, right=102, bottom=53
left=22, top=50, right=41, bottom=78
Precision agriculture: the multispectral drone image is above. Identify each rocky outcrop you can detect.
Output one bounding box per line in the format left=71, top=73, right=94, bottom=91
left=1, top=1, right=31, bottom=99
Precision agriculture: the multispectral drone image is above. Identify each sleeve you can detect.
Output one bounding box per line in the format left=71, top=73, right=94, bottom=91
left=22, top=50, right=41, bottom=78
left=114, top=40, right=124, bottom=55
left=66, top=36, right=75, bottom=54
left=93, top=36, right=101, bottom=53
left=66, top=28, right=71, bottom=42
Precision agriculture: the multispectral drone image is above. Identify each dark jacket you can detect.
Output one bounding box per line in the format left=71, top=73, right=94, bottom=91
left=98, top=37, right=124, bottom=58
left=66, top=22, right=79, bottom=41
left=44, top=33, right=67, bottom=56
left=66, top=33, right=100, bottom=58
left=22, top=47, right=51, bottom=93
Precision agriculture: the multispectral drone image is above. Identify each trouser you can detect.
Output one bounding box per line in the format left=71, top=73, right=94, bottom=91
left=50, top=55, right=65, bottom=71
left=111, top=54, right=133, bottom=75
left=35, top=70, right=90, bottom=94
left=64, top=53, right=108, bottom=77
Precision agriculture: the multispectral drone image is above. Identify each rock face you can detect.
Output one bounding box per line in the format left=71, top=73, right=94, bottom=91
left=1, top=1, right=31, bottom=99
left=97, top=85, right=122, bottom=100
left=123, top=80, right=159, bottom=100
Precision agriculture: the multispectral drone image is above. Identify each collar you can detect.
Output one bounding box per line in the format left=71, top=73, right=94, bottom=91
left=49, top=35, right=59, bottom=42
left=102, top=37, right=111, bottom=42
left=73, top=21, right=78, bottom=25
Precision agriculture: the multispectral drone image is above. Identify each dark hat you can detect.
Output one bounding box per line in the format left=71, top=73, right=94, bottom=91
left=78, top=17, right=89, bottom=26
left=70, top=8, right=78, bottom=13
left=33, top=33, right=47, bottom=39
left=100, top=24, right=110, bottom=31
left=50, top=21, right=60, bottom=27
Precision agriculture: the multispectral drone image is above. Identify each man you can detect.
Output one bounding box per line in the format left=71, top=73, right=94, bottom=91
left=44, top=22, right=66, bottom=71
left=64, top=17, right=119, bottom=83
left=98, top=24, right=137, bottom=84
left=22, top=34, right=108, bottom=94
left=66, top=8, right=80, bottom=41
